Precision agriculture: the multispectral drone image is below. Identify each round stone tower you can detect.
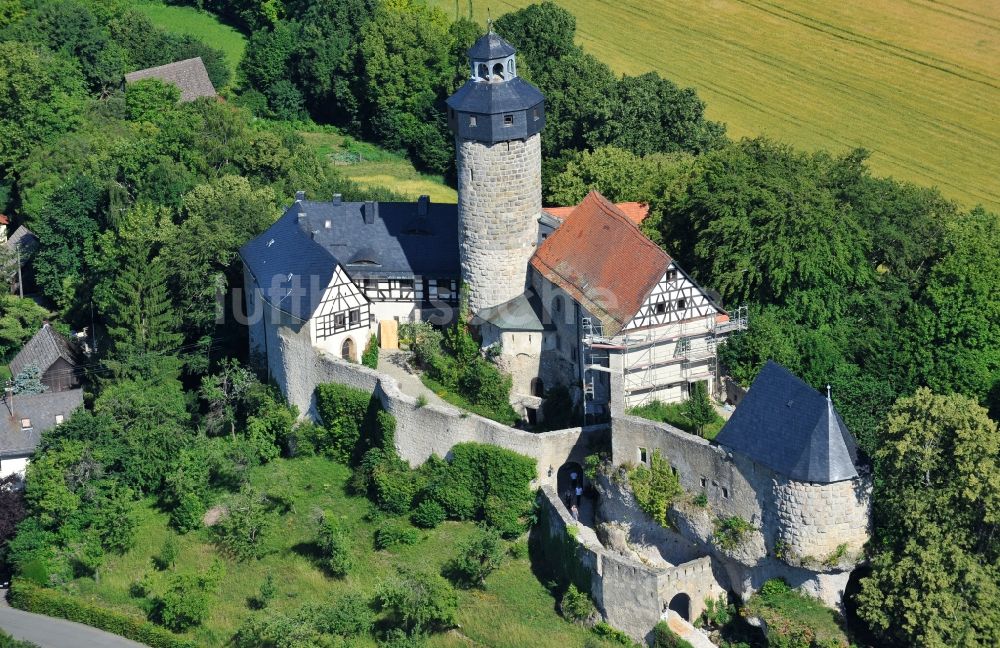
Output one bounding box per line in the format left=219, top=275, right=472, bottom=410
left=446, top=31, right=545, bottom=315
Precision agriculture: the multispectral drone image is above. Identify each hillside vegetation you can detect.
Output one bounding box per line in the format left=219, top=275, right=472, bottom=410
left=62, top=457, right=614, bottom=648
left=133, top=1, right=246, bottom=84
left=431, top=0, right=1000, bottom=211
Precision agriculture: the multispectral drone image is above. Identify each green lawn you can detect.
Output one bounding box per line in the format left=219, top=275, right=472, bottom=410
left=431, top=0, right=1000, bottom=212
left=420, top=374, right=520, bottom=426
left=134, top=1, right=246, bottom=84
left=629, top=400, right=725, bottom=440
left=61, top=456, right=612, bottom=647
left=300, top=129, right=457, bottom=203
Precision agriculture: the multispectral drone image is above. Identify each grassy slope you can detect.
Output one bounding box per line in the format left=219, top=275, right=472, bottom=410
left=63, top=457, right=611, bottom=647
left=629, top=400, right=725, bottom=440
left=433, top=0, right=1000, bottom=212
left=300, top=130, right=458, bottom=203
left=133, top=2, right=246, bottom=84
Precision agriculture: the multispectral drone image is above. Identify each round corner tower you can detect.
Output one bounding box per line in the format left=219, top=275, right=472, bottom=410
left=446, top=31, right=545, bottom=315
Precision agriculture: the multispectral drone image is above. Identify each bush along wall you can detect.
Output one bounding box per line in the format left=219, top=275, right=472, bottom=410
left=8, top=580, right=197, bottom=648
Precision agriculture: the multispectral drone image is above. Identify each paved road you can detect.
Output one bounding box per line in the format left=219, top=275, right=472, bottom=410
left=0, top=594, right=148, bottom=648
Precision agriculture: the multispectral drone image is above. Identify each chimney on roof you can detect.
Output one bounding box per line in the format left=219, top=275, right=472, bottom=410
left=295, top=190, right=305, bottom=201
left=417, top=195, right=430, bottom=217
left=363, top=201, right=378, bottom=225
left=332, top=194, right=342, bottom=205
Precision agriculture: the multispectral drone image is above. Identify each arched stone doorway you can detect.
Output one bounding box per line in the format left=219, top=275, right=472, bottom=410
left=341, top=338, right=356, bottom=362
left=556, top=462, right=584, bottom=508
left=668, top=592, right=691, bottom=622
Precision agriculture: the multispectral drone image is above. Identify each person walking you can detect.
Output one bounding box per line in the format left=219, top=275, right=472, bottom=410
left=571, top=504, right=579, bottom=521
left=575, top=484, right=583, bottom=506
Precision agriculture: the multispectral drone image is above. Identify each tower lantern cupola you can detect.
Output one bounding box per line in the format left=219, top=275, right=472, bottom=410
left=447, top=31, right=545, bottom=144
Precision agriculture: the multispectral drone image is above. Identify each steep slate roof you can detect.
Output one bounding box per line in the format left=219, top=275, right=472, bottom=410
left=530, top=191, right=671, bottom=336
left=9, top=324, right=78, bottom=379
left=240, top=198, right=460, bottom=320
left=467, top=32, right=516, bottom=59
left=124, top=57, right=217, bottom=102
left=446, top=75, right=544, bottom=115
left=4, top=225, right=38, bottom=255
left=545, top=201, right=650, bottom=226
left=472, top=289, right=554, bottom=332
left=714, top=361, right=861, bottom=483
left=0, top=388, right=83, bottom=458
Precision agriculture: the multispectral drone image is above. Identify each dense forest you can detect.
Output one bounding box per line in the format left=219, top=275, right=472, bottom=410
left=0, top=1, right=997, bottom=647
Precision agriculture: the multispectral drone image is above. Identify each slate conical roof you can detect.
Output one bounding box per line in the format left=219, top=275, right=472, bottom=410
left=468, top=32, right=516, bottom=59
left=714, top=361, right=860, bottom=483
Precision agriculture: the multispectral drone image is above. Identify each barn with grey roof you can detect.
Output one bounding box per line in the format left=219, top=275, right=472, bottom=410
left=124, top=57, right=217, bottom=102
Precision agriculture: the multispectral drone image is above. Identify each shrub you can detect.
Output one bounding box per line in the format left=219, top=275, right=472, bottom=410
left=410, top=499, right=445, bottom=529
left=560, top=584, right=595, bottom=623
left=693, top=492, right=709, bottom=508
left=372, top=467, right=417, bottom=515
left=593, top=622, right=639, bottom=647
left=150, top=572, right=213, bottom=632
left=317, top=592, right=375, bottom=637
left=315, top=513, right=352, bottom=578
left=8, top=580, right=196, bottom=648
left=509, top=539, right=529, bottom=559
left=698, top=593, right=733, bottom=629
left=375, top=568, right=458, bottom=636
left=652, top=620, right=695, bottom=648
left=745, top=579, right=848, bottom=648
left=374, top=523, right=419, bottom=550
left=314, top=383, right=374, bottom=463
left=628, top=449, right=682, bottom=527
left=215, top=487, right=272, bottom=561
left=446, top=442, right=536, bottom=537
left=444, top=527, right=504, bottom=588
left=713, top=516, right=753, bottom=551
left=248, top=574, right=277, bottom=610
left=362, top=334, right=379, bottom=368
left=153, top=535, right=178, bottom=571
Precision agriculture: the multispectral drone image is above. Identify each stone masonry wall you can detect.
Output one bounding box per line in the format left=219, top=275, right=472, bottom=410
left=259, top=306, right=603, bottom=482
left=457, top=134, right=541, bottom=314
left=774, top=478, right=871, bottom=561
left=610, top=414, right=870, bottom=607
left=538, top=485, right=719, bottom=646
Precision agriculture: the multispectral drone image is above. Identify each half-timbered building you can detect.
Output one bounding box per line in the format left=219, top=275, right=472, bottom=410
left=240, top=192, right=460, bottom=364
left=529, top=191, right=740, bottom=418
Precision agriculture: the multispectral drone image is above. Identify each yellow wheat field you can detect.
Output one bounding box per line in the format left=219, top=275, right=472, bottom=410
left=435, top=0, right=1000, bottom=211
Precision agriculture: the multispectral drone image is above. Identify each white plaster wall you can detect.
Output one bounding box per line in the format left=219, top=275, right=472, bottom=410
left=0, top=455, right=28, bottom=479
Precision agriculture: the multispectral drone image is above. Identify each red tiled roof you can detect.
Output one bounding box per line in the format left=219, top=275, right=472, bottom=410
left=544, top=201, right=649, bottom=225
left=531, top=191, right=670, bottom=336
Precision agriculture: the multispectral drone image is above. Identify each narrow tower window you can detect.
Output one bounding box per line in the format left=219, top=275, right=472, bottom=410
left=469, top=115, right=477, bottom=127
left=477, top=63, right=488, bottom=78
left=493, top=62, right=505, bottom=79
left=504, top=114, right=513, bottom=127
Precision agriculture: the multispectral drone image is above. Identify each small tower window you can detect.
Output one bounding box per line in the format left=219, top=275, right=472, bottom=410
left=492, top=62, right=505, bottom=79
left=469, top=115, right=477, bottom=127
left=507, top=58, right=515, bottom=75
left=477, top=63, right=488, bottom=78
left=533, top=108, right=539, bottom=121
left=504, top=114, right=513, bottom=127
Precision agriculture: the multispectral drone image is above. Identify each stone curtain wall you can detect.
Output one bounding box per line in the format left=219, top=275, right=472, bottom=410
left=262, top=309, right=602, bottom=481
left=456, top=134, right=541, bottom=313
left=538, top=485, right=719, bottom=645
left=610, top=414, right=870, bottom=607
